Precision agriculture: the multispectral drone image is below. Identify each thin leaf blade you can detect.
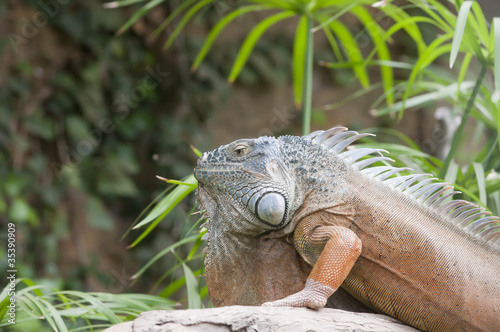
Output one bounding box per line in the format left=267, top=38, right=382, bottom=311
left=495, top=18, right=500, bottom=92
left=450, top=1, right=473, bottom=68
left=191, top=5, right=268, bottom=71
left=328, top=20, right=369, bottom=87
left=117, top=0, right=167, bottom=35
left=473, top=162, right=487, bottom=206
left=293, top=16, right=308, bottom=108
left=228, top=11, right=295, bottom=83
left=182, top=263, right=203, bottom=309
left=164, top=0, right=215, bottom=50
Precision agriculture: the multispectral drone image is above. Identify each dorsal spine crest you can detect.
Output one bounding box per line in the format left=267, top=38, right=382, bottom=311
left=303, top=127, right=500, bottom=247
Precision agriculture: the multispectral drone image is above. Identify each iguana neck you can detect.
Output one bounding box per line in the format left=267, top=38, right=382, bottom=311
left=205, top=226, right=310, bottom=306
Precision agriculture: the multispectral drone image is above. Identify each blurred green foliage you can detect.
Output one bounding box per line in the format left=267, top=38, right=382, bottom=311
left=1, top=0, right=304, bottom=323
left=0, top=0, right=240, bottom=297
left=1, top=0, right=500, bottom=331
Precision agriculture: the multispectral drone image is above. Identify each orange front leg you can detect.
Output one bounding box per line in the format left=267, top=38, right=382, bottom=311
left=263, top=218, right=362, bottom=309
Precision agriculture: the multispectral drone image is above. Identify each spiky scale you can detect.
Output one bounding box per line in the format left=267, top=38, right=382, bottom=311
left=452, top=207, right=482, bottom=224
left=305, top=130, right=324, bottom=140
left=361, top=166, right=397, bottom=177
left=435, top=200, right=468, bottom=214
left=457, top=211, right=491, bottom=228
left=339, top=148, right=385, bottom=163
left=354, top=157, right=394, bottom=170
left=449, top=205, right=475, bottom=219
left=384, top=174, right=416, bottom=188
left=465, top=217, right=499, bottom=233
left=329, top=133, right=375, bottom=154
left=399, top=174, right=431, bottom=191
left=375, top=167, right=410, bottom=181
left=320, top=131, right=358, bottom=149
left=405, top=177, right=436, bottom=196
left=428, top=191, right=459, bottom=208
left=481, top=228, right=500, bottom=242
left=312, top=127, right=347, bottom=144
left=415, top=185, right=448, bottom=204
left=478, top=225, right=500, bottom=237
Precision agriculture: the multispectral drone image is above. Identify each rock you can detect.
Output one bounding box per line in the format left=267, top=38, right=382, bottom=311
left=103, top=306, right=418, bottom=332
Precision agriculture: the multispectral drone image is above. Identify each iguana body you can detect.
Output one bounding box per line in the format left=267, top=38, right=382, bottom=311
left=194, top=127, right=500, bottom=331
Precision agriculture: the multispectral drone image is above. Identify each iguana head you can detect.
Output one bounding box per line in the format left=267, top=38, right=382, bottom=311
left=194, top=136, right=308, bottom=307
left=194, top=136, right=296, bottom=235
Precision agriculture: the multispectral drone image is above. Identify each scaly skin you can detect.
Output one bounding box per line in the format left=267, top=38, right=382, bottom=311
left=194, top=128, right=500, bottom=331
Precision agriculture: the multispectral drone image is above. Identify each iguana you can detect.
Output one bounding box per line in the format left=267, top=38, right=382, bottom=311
left=193, top=127, right=500, bottom=331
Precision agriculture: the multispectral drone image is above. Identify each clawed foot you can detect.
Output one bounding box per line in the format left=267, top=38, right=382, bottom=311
left=261, top=279, right=334, bottom=309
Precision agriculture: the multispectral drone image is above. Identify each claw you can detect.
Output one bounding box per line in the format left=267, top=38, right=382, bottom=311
left=261, top=279, right=333, bottom=309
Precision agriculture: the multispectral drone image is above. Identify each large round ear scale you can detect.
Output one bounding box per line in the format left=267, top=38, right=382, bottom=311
left=256, top=192, right=287, bottom=228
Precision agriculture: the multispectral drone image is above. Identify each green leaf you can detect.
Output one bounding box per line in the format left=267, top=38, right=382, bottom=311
left=453, top=183, right=486, bottom=208
left=311, top=3, right=355, bottom=32
left=61, top=291, right=121, bottom=324
left=191, top=5, right=268, bottom=71
left=122, top=187, right=171, bottom=240
left=38, top=298, right=69, bottom=332
left=321, top=25, right=344, bottom=62
left=228, top=11, right=295, bottom=83
left=413, top=0, right=454, bottom=34
left=450, top=1, right=473, bottom=68
left=356, top=143, right=434, bottom=160
left=150, top=0, right=198, bottom=39
left=324, top=59, right=414, bottom=70
left=495, top=18, right=500, bottom=92
left=164, top=0, right=215, bottom=50
left=350, top=6, right=392, bottom=104
left=444, top=160, right=459, bottom=184
left=182, top=263, right=203, bottom=309
left=129, top=174, right=197, bottom=247
left=190, top=144, right=203, bottom=157
left=362, top=127, right=422, bottom=151
left=491, top=189, right=500, bottom=216
left=302, top=16, right=314, bottom=136
left=133, top=174, right=197, bottom=229
left=401, top=33, right=453, bottom=115
left=8, top=198, right=38, bottom=225
left=376, top=81, right=475, bottom=116
left=131, top=235, right=199, bottom=279
left=117, top=0, right=168, bottom=35
left=379, top=4, right=426, bottom=54
left=470, top=1, right=490, bottom=50
left=456, top=52, right=472, bottom=96
left=323, top=81, right=383, bottom=111
left=103, top=0, right=148, bottom=8
left=21, top=293, right=59, bottom=329
left=293, top=16, right=308, bottom=108
left=328, top=20, right=369, bottom=87
left=473, top=162, right=487, bottom=206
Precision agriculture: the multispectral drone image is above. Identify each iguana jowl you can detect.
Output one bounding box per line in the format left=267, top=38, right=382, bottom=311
left=194, top=127, right=500, bottom=331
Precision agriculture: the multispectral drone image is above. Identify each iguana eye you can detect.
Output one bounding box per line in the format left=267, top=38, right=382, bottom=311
left=233, top=145, right=248, bottom=156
